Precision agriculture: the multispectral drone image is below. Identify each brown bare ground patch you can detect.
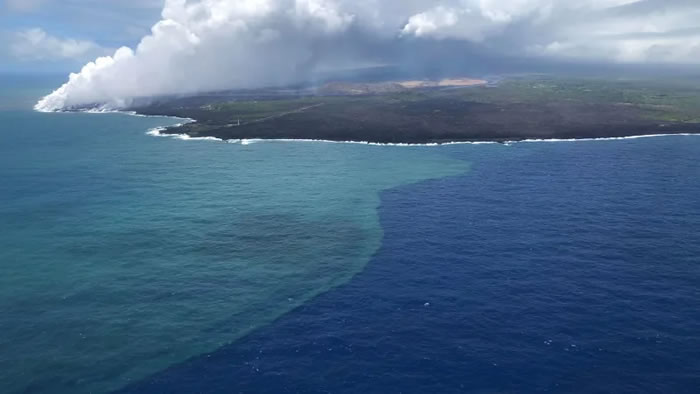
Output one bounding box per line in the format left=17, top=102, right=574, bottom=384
left=396, top=80, right=428, bottom=88
left=397, top=78, right=487, bottom=89
left=437, top=78, right=487, bottom=87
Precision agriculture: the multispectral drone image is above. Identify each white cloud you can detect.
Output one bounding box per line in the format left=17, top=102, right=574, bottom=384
left=10, top=28, right=106, bottom=61
left=524, top=1, right=700, bottom=64
left=402, top=7, right=462, bottom=38
left=398, top=0, right=700, bottom=64
left=35, top=0, right=700, bottom=112
left=535, top=35, right=700, bottom=64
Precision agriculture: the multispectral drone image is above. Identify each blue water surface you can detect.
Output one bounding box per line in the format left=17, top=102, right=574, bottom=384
left=2, top=76, right=700, bottom=393
left=122, top=137, right=700, bottom=393
left=0, top=81, right=466, bottom=393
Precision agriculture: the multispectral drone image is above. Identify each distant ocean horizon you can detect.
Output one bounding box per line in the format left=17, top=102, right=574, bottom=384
left=2, top=75, right=700, bottom=393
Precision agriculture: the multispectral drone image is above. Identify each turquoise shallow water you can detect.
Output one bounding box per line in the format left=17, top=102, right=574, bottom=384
left=5, top=76, right=700, bottom=394
left=121, top=132, right=700, bottom=394
left=0, top=85, right=468, bottom=393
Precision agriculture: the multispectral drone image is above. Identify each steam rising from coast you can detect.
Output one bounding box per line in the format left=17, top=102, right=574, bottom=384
left=36, top=0, right=700, bottom=111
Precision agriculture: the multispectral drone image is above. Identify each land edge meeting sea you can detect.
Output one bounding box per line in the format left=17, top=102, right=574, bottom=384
left=18, top=104, right=700, bottom=394
left=13, top=105, right=477, bottom=393
left=44, top=107, right=700, bottom=146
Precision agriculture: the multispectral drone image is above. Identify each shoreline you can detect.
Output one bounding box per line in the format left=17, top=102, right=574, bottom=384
left=137, top=96, right=700, bottom=145
left=147, top=125, right=700, bottom=146
left=35, top=107, right=700, bottom=146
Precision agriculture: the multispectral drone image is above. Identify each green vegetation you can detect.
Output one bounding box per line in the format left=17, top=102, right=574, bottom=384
left=451, top=76, right=700, bottom=123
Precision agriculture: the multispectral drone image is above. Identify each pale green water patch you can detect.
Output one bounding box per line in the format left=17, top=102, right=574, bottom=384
left=0, top=110, right=469, bottom=393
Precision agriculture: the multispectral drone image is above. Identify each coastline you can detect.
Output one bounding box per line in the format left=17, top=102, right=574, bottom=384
left=36, top=74, right=700, bottom=146
left=35, top=75, right=700, bottom=146
left=34, top=107, right=700, bottom=146
left=146, top=124, right=700, bottom=146
left=136, top=94, right=700, bottom=145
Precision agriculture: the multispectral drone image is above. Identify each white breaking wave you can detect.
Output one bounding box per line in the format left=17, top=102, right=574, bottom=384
left=144, top=128, right=700, bottom=146
left=143, top=127, right=499, bottom=145
left=146, top=122, right=222, bottom=142
left=517, top=133, right=699, bottom=143
left=39, top=107, right=193, bottom=124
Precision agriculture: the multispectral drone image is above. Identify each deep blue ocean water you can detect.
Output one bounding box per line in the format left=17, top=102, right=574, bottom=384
left=2, top=76, right=700, bottom=393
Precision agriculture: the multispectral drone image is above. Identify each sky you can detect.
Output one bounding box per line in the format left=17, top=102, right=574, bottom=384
left=0, top=0, right=163, bottom=72
left=2, top=0, right=698, bottom=110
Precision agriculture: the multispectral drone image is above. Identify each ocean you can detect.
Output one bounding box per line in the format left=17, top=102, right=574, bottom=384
left=2, top=75, right=700, bottom=393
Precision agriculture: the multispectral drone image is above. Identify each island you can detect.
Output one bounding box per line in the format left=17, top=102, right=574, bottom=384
left=132, top=75, right=700, bottom=144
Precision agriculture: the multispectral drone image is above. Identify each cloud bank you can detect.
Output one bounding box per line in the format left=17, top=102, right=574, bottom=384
left=36, top=0, right=700, bottom=111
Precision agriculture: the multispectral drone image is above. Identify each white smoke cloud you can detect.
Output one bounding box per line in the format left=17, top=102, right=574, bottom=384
left=36, top=0, right=700, bottom=111
left=37, top=0, right=364, bottom=111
